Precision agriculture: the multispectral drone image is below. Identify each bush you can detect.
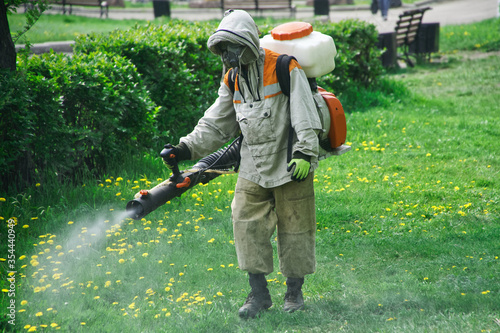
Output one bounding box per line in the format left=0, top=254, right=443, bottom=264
left=314, top=19, right=384, bottom=96
left=1, top=19, right=384, bottom=193
left=0, top=70, right=34, bottom=188
left=74, top=21, right=222, bottom=144
left=0, top=51, right=157, bottom=192
left=73, top=19, right=383, bottom=139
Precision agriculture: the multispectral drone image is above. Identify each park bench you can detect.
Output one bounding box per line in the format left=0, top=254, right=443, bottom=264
left=378, top=6, right=439, bottom=67
left=394, top=6, right=434, bottom=66
left=49, top=0, right=124, bottom=18
left=220, top=0, right=296, bottom=18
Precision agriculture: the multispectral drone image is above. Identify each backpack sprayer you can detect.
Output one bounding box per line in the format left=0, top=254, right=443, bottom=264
left=261, top=22, right=351, bottom=160
left=126, top=137, right=241, bottom=220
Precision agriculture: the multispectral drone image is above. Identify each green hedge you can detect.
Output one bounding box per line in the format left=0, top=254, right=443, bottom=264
left=73, top=21, right=222, bottom=143
left=1, top=19, right=382, bottom=193
left=1, top=52, right=156, bottom=191
left=73, top=19, right=382, bottom=141
left=315, top=19, right=384, bottom=93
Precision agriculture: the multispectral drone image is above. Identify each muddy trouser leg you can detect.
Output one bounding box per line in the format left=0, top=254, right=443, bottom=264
left=275, top=174, right=316, bottom=278
left=232, top=175, right=316, bottom=277
left=232, top=177, right=277, bottom=275
left=232, top=177, right=277, bottom=318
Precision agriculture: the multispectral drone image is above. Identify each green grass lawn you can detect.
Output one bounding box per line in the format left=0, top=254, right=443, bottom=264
left=8, top=13, right=151, bottom=44
left=1, top=17, right=499, bottom=333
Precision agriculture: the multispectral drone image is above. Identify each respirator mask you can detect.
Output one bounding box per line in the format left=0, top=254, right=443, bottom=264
left=219, top=42, right=245, bottom=69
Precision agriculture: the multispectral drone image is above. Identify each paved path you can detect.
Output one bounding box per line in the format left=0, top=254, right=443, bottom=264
left=326, top=0, right=499, bottom=33
left=22, top=0, right=499, bottom=53
left=45, top=0, right=499, bottom=30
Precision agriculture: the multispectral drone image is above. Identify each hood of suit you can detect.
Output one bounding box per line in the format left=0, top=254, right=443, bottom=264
left=207, top=10, right=261, bottom=66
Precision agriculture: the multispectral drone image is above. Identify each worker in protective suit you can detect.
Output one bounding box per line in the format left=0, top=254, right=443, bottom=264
left=163, top=9, right=322, bottom=318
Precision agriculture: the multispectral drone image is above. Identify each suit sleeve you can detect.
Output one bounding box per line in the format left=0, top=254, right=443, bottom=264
left=289, top=66, right=322, bottom=161
left=179, top=79, right=240, bottom=160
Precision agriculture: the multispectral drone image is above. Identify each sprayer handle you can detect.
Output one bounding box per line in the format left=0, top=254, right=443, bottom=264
left=160, top=145, right=181, bottom=178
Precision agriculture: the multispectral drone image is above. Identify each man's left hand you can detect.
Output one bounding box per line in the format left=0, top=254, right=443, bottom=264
left=287, top=159, right=311, bottom=182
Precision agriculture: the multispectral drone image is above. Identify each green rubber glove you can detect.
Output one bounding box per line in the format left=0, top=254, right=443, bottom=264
left=287, top=159, right=311, bottom=182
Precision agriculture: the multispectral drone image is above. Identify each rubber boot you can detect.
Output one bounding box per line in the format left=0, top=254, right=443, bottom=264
left=283, top=277, right=304, bottom=312
left=238, top=273, right=273, bottom=319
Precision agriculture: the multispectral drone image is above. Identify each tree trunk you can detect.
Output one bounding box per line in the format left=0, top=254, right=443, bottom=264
left=0, top=1, right=16, bottom=72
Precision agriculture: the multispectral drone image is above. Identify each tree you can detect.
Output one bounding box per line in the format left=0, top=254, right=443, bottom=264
left=0, top=1, right=15, bottom=71
left=0, top=0, right=47, bottom=71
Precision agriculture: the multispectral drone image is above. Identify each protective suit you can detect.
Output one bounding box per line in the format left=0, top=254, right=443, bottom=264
left=171, top=10, right=321, bottom=317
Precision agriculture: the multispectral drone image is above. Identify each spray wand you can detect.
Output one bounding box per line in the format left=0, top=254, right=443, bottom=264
left=126, top=136, right=242, bottom=220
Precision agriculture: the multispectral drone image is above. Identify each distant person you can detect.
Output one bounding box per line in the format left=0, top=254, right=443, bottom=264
left=371, top=0, right=390, bottom=20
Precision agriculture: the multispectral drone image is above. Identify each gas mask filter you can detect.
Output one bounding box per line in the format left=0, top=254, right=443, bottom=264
left=219, top=42, right=244, bottom=69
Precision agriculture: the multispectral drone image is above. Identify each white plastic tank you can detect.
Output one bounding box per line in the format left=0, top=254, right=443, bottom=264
left=260, top=22, right=337, bottom=78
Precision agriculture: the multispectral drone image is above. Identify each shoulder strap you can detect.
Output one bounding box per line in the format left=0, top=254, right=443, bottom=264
left=275, top=54, right=295, bottom=98
left=275, top=54, right=296, bottom=163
